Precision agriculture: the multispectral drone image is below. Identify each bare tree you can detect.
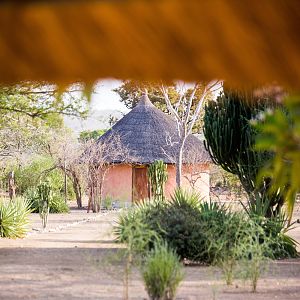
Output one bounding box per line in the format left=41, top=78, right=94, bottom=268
left=182, top=145, right=210, bottom=191
left=160, top=81, right=221, bottom=187
left=41, top=129, right=86, bottom=208
left=82, top=133, right=131, bottom=213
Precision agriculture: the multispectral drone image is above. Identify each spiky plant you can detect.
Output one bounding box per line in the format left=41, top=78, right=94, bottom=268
left=0, top=197, right=32, bottom=238
left=37, top=181, right=52, bottom=228
left=203, top=88, right=283, bottom=217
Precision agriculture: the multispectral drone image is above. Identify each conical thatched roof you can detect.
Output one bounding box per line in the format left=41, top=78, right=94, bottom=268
left=98, top=94, right=210, bottom=164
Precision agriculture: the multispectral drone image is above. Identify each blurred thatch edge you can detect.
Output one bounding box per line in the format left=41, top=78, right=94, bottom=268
left=0, top=0, right=299, bottom=89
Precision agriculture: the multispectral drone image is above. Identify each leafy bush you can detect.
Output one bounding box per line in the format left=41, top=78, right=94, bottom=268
left=252, top=214, right=298, bottom=259
left=49, top=194, right=69, bottom=213
left=242, top=196, right=298, bottom=258
left=142, top=242, right=184, bottom=300
left=115, top=189, right=231, bottom=262
left=25, top=188, right=69, bottom=213
left=15, top=156, right=74, bottom=200
left=235, top=220, right=272, bottom=292
left=14, top=156, right=54, bottom=194
left=0, top=197, right=32, bottom=238
left=103, top=195, right=113, bottom=210
left=114, top=211, right=160, bottom=300
left=115, top=189, right=298, bottom=264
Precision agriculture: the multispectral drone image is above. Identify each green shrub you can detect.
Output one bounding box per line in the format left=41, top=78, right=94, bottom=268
left=251, top=214, right=298, bottom=259
left=0, top=197, right=32, bottom=238
left=49, top=194, right=69, bottom=213
left=15, top=156, right=74, bottom=200
left=242, top=196, right=298, bottom=258
left=14, top=156, right=54, bottom=194
left=115, top=189, right=297, bottom=265
left=235, top=220, right=272, bottom=292
left=24, top=188, right=39, bottom=212
left=103, top=195, right=113, bottom=210
left=25, top=188, right=69, bottom=214
left=115, top=190, right=230, bottom=262
left=114, top=211, right=160, bottom=300
left=142, top=242, right=184, bottom=300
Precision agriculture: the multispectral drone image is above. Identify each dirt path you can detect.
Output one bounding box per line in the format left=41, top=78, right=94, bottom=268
left=0, top=210, right=300, bottom=300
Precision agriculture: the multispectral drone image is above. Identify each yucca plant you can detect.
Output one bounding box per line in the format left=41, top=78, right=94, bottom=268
left=170, top=188, right=201, bottom=210
left=0, top=197, right=32, bottom=238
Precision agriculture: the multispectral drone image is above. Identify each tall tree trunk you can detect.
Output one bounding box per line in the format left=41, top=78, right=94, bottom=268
left=8, top=171, right=16, bottom=200
left=65, top=168, right=83, bottom=208
left=176, top=138, right=186, bottom=187
left=71, top=172, right=82, bottom=208
left=98, top=168, right=108, bottom=212
left=63, top=161, right=67, bottom=204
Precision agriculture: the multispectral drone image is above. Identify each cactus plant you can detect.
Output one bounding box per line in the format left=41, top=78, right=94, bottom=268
left=148, top=160, right=168, bottom=201
left=203, top=88, right=283, bottom=216
left=37, top=181, right=52, bottom=229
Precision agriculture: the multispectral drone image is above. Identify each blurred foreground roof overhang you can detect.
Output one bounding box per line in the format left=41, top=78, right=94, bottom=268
left=0, top=0, right=300, bottom=88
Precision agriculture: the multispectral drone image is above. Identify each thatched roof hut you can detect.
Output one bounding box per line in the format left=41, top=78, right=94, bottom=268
left=98, top=94, right=210, bottom=164
left=97, top=94, right=211, bottom=203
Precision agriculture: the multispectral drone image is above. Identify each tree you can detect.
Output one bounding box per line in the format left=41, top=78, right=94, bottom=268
left=182, top=144, right=210, bottom=191
left=113, top=80, right=178, bottom=112
left=82, top=133, right=131, bottom=213
left=0, top=82, right=89, bottom=200
left=160, top=81, right=221, bottom=187
left=41, top=128, right=86, bottom=208
left=203, top=88, right=283, bottom=216
left=79, top=129, right=107, bottom=142
left=0, top=82, right=88, bottom=121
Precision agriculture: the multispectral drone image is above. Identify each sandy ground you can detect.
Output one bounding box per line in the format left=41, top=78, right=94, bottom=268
left=0, top=203, right=300, bottom=300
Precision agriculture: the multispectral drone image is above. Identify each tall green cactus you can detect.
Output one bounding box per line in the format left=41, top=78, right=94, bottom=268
left=203, top=88, right=283, bottom=216
left=37, top=181, right=52, bottom=229
left=148, top=160, right=168, bottom=201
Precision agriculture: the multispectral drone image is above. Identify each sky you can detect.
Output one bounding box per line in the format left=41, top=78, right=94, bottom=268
left=90, top=79, right=128, bottom=112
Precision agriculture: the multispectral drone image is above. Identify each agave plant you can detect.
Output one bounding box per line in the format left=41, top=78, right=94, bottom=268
left=0, top=197, right=32, bottom=238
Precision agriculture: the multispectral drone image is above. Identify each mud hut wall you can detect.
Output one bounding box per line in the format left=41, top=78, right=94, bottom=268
left=102, top=164, right=132, bottom=202
left=165, top=164, right=210, bottom=200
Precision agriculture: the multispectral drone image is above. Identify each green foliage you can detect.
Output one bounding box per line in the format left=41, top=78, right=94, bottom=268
left=0, top=83, right=88, bottom=121
left=254, top=95, right=300, bottom=219
left=14, top=156, right=53, bottom=194
left=14, top=156, right=70, bottom=196
left=103, top=195, right=113, bottom=210
left=114, top=211, right=160, bottom=300
left=49, top=194, right=69, bottom=214
left=0, top=197, right=32, bottom=238
left=241, top=194, right=298, bottom=258
left=148, top=160, right=168, bottom=201
left=116, top=190, right=230, bottom=262
left=37, top=181, right=52, bottom=228
left=252, top=214, right=298, bottom=259
left=79, top=129, right=107, bottom=142
left=203, top=88, right=283, bottom=216
left=235, top=220, right=272, bottom=292
left=114, top=210, right=160, bottom=255
left=116, top=189, right=297, bottom=265
left=25, top=185, right=69, bottom=214
left=142, top=242, right=184, bottom=300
